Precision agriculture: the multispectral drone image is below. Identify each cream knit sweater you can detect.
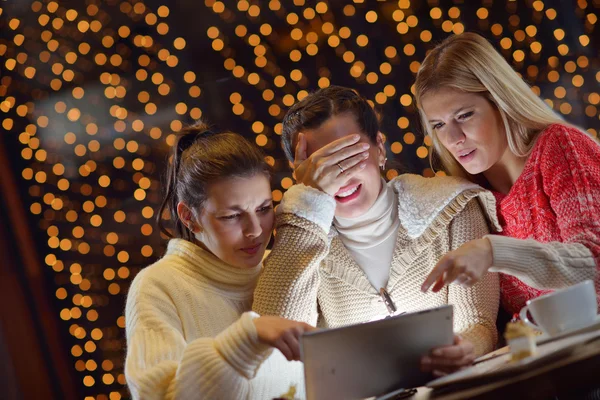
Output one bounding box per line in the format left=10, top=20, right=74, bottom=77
left=254, top=175, right=502, bottom=357
left=125, top=239, right=305, bottom=400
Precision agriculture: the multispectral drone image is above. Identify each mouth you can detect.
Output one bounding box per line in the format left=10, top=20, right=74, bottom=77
left=240, top=243, right=262, bottom=255
left=457, top=149, right=476, bottom=162
left=335, top=183, right=362, bottom=203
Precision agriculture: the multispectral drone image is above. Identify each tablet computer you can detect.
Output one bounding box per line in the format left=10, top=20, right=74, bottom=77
left=301, top=305, right=453, bottom=400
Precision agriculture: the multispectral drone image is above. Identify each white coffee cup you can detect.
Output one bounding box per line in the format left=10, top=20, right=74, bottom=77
left=519, top=280, right=598, bottom=336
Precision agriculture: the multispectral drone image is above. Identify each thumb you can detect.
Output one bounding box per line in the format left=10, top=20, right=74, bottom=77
left=454, top=334, right=463, bottom=345
left=294, top=133, right=307, bottom=167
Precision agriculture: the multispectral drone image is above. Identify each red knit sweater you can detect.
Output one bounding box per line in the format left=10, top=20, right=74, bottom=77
left=492, top=123, right=600, bottom=316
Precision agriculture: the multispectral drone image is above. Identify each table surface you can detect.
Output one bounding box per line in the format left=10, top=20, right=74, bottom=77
left=405, top=331, right=600, bottom=400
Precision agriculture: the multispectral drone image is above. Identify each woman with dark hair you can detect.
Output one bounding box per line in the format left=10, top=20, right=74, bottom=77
left=254, top=86, right=501, bottom=376
left=125, top=122, right=311, bottom=399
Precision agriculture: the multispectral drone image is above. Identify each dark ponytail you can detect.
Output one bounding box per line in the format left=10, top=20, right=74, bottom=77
left=157, top=121, right=270, bottom=241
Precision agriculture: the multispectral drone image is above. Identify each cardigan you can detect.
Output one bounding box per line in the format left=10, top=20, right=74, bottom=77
left=254, top=175, right=502, bottom=357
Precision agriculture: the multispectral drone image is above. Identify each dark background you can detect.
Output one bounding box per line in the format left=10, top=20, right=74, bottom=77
left=0, top=0, right=598, bottom=398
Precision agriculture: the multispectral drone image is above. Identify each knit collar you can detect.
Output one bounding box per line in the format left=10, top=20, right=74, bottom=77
left=333, top=179, right=399, bottom=249
left=390, top=174, right=502, bottom=238
left=323, top=174, right=502, bottom=294
left=164, top=238, right=262, bottom=298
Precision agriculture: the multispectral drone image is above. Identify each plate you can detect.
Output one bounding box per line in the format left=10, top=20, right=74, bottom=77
left=537, top=315, right=600, bottom=345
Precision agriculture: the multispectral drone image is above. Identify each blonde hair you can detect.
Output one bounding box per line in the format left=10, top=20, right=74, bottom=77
left=414, top=32, right=565, bottom=179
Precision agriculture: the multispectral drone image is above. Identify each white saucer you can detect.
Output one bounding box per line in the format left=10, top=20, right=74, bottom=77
left=537, top=314, right=600, bottom=345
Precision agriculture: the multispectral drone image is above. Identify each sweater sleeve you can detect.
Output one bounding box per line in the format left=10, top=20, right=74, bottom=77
left=447, top=200, right=500, bottom=357
left=253, top=184, right=336, bottom=326
left=125, top=275, right=272, bottom=400
left=487, top=126, right=600, bottom=297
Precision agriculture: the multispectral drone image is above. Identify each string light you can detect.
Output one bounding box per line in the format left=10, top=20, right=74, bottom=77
left=1, top=0, right=598, bottom=397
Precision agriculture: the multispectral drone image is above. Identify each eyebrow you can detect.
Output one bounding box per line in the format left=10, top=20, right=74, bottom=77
left=221, top=198, right=273, bottom=212
left=428, top=105, right=475, bottom=123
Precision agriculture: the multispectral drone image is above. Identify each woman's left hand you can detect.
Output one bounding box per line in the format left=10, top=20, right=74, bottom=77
left=421, top=238, right=493, bottom=293
left=420, top=335, right=475, bottom=377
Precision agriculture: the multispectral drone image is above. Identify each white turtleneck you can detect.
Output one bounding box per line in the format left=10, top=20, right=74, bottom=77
left=125, top=238, right=304, bottom=400
left=334, top=180, right=400, bottom=290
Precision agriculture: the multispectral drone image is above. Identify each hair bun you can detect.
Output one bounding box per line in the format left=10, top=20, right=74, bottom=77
left=176, top=120, right=217, bottom=155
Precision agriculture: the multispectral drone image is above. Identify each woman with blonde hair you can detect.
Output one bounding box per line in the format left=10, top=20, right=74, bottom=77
left=416, top=32, right=600, bottom=318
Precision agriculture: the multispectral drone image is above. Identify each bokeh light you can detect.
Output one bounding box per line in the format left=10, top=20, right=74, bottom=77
left=0, top=0, right=598, bottom=398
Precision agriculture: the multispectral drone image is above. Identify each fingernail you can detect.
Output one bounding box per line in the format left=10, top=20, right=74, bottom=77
left=360, top=162, right=367, bottom=169
left=421, top=285, right=429, bottom=292
left=432, top=349, right=442, bottom=356
left=361, top=143, right=370, bottom=149
left=362, top=152, right=370, bottom=158
left=353, top=134, right=360, bottom=140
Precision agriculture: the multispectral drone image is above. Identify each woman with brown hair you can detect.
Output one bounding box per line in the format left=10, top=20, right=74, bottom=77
left=125, top=122, right=311, bottom=399
left=253, top=86, right=501, bottom=376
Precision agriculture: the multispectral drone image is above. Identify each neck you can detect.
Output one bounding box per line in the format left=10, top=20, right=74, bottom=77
left=483, top=149, right=528, bottom=194
left=334, top=180, right=399, bottom=248
left=165, top=239, right=262, bottom=298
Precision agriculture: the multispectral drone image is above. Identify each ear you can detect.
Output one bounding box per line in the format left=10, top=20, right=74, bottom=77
left=376, top=132, right=387, bottom=167
left=177, top=202, right=201, bottom=233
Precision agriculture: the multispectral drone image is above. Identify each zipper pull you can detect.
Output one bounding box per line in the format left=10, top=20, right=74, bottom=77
left=380, top=287, right=397, bottom=316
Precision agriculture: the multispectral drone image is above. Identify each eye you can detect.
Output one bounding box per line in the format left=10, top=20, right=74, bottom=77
left=432, top=122, right=445, bottom=130
left=257, top=205, right=273, bottom=213
left=219, top=214, right=240, bottom=220
left=457, top=111, right=474, bottom=120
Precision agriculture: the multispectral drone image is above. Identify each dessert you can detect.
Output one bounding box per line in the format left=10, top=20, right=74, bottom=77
left=504, top=321, right=537, bottom=361
left=273, top=384, right=298, bottom=400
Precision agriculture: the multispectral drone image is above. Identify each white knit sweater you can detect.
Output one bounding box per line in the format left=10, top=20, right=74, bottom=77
left=125, top=239, right=305, bottom=400
left=254, top=175, right=502, bottom=357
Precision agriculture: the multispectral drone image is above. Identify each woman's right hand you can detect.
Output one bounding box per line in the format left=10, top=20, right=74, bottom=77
left=253, top=316, right=316, bottom=361
left=293, top=132, right=371, bottom=197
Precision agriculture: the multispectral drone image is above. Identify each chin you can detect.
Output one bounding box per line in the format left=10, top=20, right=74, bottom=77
left=337, top=190, right=381, bottom=219
left=335, top=198, right=372, bottom=219
left=463, top=165, right=486, bottom=175
left=243, top=251, right=267, bottom=268
left=336, top=207, right=365, bottom=219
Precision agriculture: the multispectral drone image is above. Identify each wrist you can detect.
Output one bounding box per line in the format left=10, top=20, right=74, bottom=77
left=480, top=237, right=493, bottom=265
left=251, top=317, right=263, bottom=342
left=308, top=181, right=334, bottom=197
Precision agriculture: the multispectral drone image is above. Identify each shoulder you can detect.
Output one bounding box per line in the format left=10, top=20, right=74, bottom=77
left=449, top=197, right=488, bottom=230
left=537, top=123, right=590, bottom=141
left=531, top=124, right=600, bottom=178
left=277, top=184, right=336, bottom=234
left=390, top=173, right=478, bottom=197
left=534, top=123, right=598, bottom=156
left=125, top=259, right=178, bottom=331
left=127, top=256, right=180, bottom=307
left=390, top=174, right=500, bottom=238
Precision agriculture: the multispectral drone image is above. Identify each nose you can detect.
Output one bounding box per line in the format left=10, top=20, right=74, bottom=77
left=243, top=213, right=262, bottom=238
left=446, top=123, right=466, bottom=147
